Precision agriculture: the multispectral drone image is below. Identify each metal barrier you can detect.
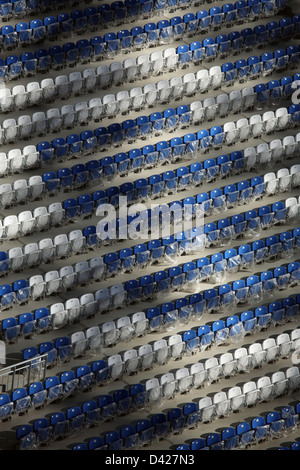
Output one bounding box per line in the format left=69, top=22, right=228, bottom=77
left=0, top=354, right=48, bottom=394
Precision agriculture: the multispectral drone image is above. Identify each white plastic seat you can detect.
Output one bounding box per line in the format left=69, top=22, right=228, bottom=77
left=116, top=316, right=134, bottom=342
left=110, top=61, right=124, bottom=85
left=257, top=142, right=271, bottom=166
left=8, top=246, right=24, bottom=271
left=213, top=391, right=230, bottom=417
left=264, top=172, right=278, bottom=195
left=234, top=347, right=253, bottom=372
left=38, top=238, right=55, bottom=263
left=271, top=371, right=288, bottom=397
left=236, top=118, right=250, bottom=141
left=45, top=270, right=61, bottom=295
left=17, top=115, right=32, bottom=139
left=18, top=210, right=35, bottom=235
left=70, top=331, right=88, bottom=358
left=164, top=48, right=178, bottom=71
left=102, top=93, right=118, bottom=117
left=175, top=367, right=193, bottom=393
left=216, top=93, right=230, bottom=116
left=46, top=108, right=62, bottom=132
left=228, top=386, right=245, bottom=412
left=82, top=68, right=97, bottom=91
left=3, top=215, right=19, bottom=239
left=75, top=101, right=89, bottom=124
left=130, top=87, right=144, bottom=110
left=50, top=302, right=68, bottom=329
left=85, top=326, right=102, bottom=352
left=242, top=86, right=256, bottom=109
left=0, top=153, right=8, bottom=177
left=138, top=344, right=155, bottom=370
left=145, top=378, right=162, bottom=404
left=124, top=58, right=138, bottom=81
left=69, top=71, right=83, bottom=95
left=28, top=175, right=44, bottom=200
left=204, top=357, right=223, bottom=382
left=32, top=112, right=47, bottom=135
left=137, top=54, right=152, bottom=78
left=123, top=349, right=140, bottom=374
left=219, top=352, right=237, bottom=377
left=33, top=206, right=50, bottom=231
left=143, top=83, right=157, bottom=107
left=65, top=297, right=81, bottom=323
left=229, top=90, right=242, bottom=113
left=209, top=65, right=223, bottom=89
left=89, top=257, right=105, bottom=281
left=0, top=183, right=14, bottom=207
left=2, top=118, right=19, bottom=142
left=48, top=202, right=65, bottom=225
left=116, top=90, right=131, bottom=114
left=269, top=139, right=284, bottom=162
left=55, top=75, right=71, bottom=99
left=96, top=64, right=111, bottom=88
left=61, top=104, right=76, bottom=128
left=89, top=97, right=103, bottom=122
left=263, top=111, right=276, bottom=134
left=276, top=107, right=290, bottom=129
left=263, top=337, right=279, bottom=362
left=41, top=78, right=56, bottom=101
left=248, top=343, right=266, bottom=368
left=197, top=69, right=210, bottom=92
left=60, top=265, right=77, bottom=291
left=256, top=376, right=274, bottom=402
left=160, top=372, right=177, bottom=399
left=8, top=149, right=24, bottom=173
left=276, top=333, right=293, bottom=358
left=23, top=145, right=39, bottom=169
left=277, top=167, right=291, bottom=192
left=183, top=73, right=197, bottom=96
left=243, top=381, right=260, bottom=406
left=190, top=362, right=207, bottom=388
left=24, top=243, right=41, bottom=268
left=94, top=289, right=110, bottom=314
left=286, top=366, right=300, bottom=391
left=54, top=234, right=69, bottom=259
left=131, top=311, right=149, bottom=337
left=74, top=261, right=91, bottom=285
left=13, top=179, right=29, bottom=203
left=102, top=321, right=119, bottom=347
left=198, top=396, right=216, bottom=422
left=110, top=284, right=126, bottom=309
left=170, top=76, right=183, bottom=101
left=168, top=334, right=185, bottom=359
left=153, top=339, right=169, bottom=365
left=190, top=100, right=204, bottom=123
left=107, top=354, right=124, bottom=380
left=26, top=82, right=42, bottom=106
left=80, top=293, right=98, bottom=318
left=0, top=88, right=13, bottom=112
left=29, top=274, right=45, bottom=300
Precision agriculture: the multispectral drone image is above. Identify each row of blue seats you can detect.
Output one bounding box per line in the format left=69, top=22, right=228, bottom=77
left=0, top=196, right=294, bottom=324
left=0, top=172, right=296, bottom=311
left=14, top=355, right=300, bottom=449
left=0, top=0, right=86, bottom=18
left=100, top=16, right=298, bottom=59
left=0, top=16, right=296, bottom=81
left=21, top=74, right=298, bottom=172
left=3, top=46, right=299, bottom=141
left=0, top=196, right=297, bottom=342
left=50, top=369, right=300, bottom=450
left=18, top=286, right=300, bottom=374
left=0, top=0, right=285, bottom=52
left=72, top=403, right=300, bottom=449
left=2, top=294, right=298, bottom=434
left=0, top=213, right=298, bottom=313
left=15, top=360, right=300, bottom=449
left=176, top=403, right=300, bottom=450
left=31, top=128, right=300, bottom=188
